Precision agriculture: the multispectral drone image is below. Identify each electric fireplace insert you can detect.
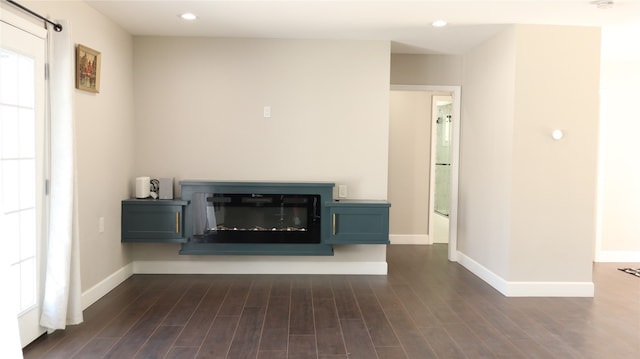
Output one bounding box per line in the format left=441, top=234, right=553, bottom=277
left=190, top=193, right=321, bottom=244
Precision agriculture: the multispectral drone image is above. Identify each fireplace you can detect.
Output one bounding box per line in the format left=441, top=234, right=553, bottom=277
left=190, top=193, right=321, bottom=244
left=179, top=181, right=335, bottom=255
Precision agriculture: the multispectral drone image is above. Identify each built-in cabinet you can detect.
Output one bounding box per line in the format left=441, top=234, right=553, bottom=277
left=121, top=182, right=390, bottom=255
left=121, top=199, right=189, bottom=243
left=326, top=200, right=390, bottom=244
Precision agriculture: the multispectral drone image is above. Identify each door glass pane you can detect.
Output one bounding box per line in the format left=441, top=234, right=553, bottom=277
left=1, top=105, right=19, bottom=158
left=1, top=50, right=18, bottom=104
left=18, top=55, right=34, bottom=107
left=2, top=159, right=19, bottom=211
left=0, top=48, right=38, bottom=315
left=19, top=108, right=35, bottom=157
left=6, top=211, right=20, bottom=264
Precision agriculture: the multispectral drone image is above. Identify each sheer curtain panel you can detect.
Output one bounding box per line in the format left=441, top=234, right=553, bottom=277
left=39, top=20, right=83, bottom=331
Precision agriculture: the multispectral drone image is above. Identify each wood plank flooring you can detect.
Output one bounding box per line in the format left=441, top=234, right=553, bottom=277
left=23, top=245, right=640, bottom=358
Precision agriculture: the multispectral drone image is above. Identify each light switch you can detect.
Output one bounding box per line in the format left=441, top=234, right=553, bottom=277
left=338, top=185, right=348, bottom=198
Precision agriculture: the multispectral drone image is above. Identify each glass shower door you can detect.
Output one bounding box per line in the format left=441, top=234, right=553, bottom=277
left=434, top=100, right=452, bottom=217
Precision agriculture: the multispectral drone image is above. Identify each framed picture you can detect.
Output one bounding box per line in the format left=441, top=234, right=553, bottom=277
left=76, top=44, right=101, bottom=93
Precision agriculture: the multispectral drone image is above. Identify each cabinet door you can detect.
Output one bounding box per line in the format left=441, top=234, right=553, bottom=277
left=327, top=206, right=389, bottom=244
left=122, top=204, right=185, bottom=243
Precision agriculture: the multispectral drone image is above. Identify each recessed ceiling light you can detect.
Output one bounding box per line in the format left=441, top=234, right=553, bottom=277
left=592, top=0, right=614, bottom=9
left=180, top=13, right=197, bottom=20
left=432, top=20, right=447, bottom=28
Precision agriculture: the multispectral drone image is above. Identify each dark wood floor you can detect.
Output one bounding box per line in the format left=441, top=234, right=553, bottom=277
left=23, top=245, right=640, bottom=359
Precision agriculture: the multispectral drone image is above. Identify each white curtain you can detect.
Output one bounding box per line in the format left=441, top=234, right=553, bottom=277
left=40, top=20, right=83, bottom=331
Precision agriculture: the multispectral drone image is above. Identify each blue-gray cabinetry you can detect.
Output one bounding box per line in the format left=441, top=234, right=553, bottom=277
left=120, top=182, right=391, bottom=253
left=326, top=200, right=390, bottom=244
left=121, top=199, right=189, bottom=243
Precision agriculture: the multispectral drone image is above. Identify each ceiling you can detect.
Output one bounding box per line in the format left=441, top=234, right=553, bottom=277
left=85, top=0, right=640, bottom=54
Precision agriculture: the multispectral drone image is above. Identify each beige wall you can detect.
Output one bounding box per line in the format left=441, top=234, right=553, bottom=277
left=133, top=37, right=390, bottom=200
left=390, top=54, right=462, bottom=85
left=509, top=25, right=600, bottom=281
left=459, top=27, right=516, bottom=278
left=20, top=1, right=136, bottom=291
left=388, top=55, right=462, bottom=241
left=388, top=91, right=432, bottom=235
left=131, top=37, right=390, bottom=261
left=460, top=25, right=600, bottom=284
left=10, top=2, right=620, bottom=299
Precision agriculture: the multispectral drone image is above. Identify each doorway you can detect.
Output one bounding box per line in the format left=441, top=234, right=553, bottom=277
left=429, top=96, right=453, bottom=244
left=389, top=85, right=460, bottom=261
left=1, top=12, right=48, bottom=346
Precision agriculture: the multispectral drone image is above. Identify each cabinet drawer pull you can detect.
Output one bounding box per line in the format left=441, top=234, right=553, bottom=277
left=175, top=212, right=180, bottom=233
left=332, top=213, right=336, bottom=235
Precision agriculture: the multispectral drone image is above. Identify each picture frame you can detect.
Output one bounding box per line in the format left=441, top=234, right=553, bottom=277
left=76, top=44, right=101, bottom=93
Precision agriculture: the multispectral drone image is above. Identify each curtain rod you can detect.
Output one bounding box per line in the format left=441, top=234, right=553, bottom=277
left=4, top=0, right=63, bottom=32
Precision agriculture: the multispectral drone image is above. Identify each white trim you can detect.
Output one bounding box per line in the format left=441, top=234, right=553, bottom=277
left=390, top=85, right=461, bottom=262
left=506, top=281, right=594, bottom=297
left=457, top=251, right=508, bottom=294
left=595, top=250, right=640, bottom=263
left=80, top=263, right=134, bottom=310
left=428, top=95, right=446, bottom=245
left=133, top=260, right=387, bottom=275
left=448, top=87, right=461, bottom=262
left=457, top=251, right=594, bottom=297
left=594, top=90, right=607, bottom=262
left=79, top=258, right=388, bottom=311
left=389, top=234, right=430, bottom=245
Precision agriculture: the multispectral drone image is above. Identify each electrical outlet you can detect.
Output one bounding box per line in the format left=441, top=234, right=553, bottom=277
left=99, top=217, right=105, bottom=233
left=263, top=106, right=271, bottom=118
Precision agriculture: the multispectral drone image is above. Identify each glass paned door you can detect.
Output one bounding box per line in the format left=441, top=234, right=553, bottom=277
left=1, top=20, right=47, bottom=347
left=430, top=95, right=453, bottom=245
left=434, top=99, right=452, bottom=217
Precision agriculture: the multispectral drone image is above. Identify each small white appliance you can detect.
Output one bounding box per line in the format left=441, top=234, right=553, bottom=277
left=135, top=177, right=151, bottom=198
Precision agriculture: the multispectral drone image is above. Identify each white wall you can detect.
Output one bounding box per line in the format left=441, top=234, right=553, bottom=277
left=131, top=37, right=391, bottom=267
left=459, top=25, right=600, bottom=295
left=19, top=1, right=136, bottom=292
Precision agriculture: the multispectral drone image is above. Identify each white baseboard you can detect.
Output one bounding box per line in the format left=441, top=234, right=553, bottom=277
left=81, top=262, right=134, bottom=310
left=133, top=260, right=387, bottom=275
left=595, top=250, right=640, bottom=263
left=79, top=259, right=386, bottom=311
left=505, top=281, right=594, bottom=297
left=389, top=234, right=430, bottom=245
left=456, top=251, right=509, bottom=294
left=457, top=251, right=594, bottom=297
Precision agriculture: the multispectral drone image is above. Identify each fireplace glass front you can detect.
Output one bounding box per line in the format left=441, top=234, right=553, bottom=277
left=190, top=193, right=321, bottom=244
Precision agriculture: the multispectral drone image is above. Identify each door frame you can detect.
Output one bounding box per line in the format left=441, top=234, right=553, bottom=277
left=1, top=9, right=49, bottom=346
left=390, top=85, right=461, bottom=262
left=429, top=95, right=453, bottom=245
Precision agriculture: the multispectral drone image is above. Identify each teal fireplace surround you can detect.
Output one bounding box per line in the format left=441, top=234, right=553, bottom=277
left=179, top=181, right=335, bottom=256
left=177, top=181, right=390, bottom=256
